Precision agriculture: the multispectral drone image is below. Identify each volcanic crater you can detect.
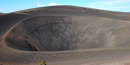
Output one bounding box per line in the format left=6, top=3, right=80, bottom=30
left=5, top=15, right=130, bottom=51
left=1, top=5, right=130, bottom=65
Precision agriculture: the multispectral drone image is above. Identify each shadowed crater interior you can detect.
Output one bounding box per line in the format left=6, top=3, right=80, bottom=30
left=5, top=16, right=129, bottom=51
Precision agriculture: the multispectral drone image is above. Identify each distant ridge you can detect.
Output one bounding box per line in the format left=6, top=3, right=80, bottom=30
left=15, top=5, right=128, bottom=14
left=12, top=5, right=130, bottom=21
left=0, top=12, right=4, bottom=14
